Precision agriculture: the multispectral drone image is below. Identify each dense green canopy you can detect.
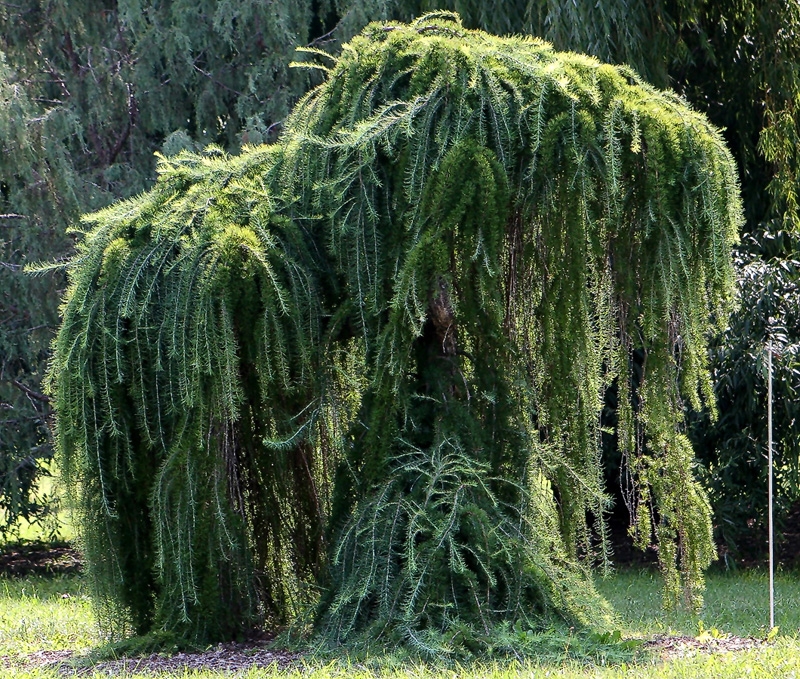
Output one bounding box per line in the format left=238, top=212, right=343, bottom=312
left=50, top=14, right=742, bottom=653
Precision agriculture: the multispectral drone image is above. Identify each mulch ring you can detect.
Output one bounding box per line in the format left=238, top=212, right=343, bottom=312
left=643, top=633, right=766, bottom=660
left=2, top=643, right=303, bottom=675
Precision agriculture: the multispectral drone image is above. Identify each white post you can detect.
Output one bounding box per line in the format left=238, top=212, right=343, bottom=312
left=768, top=344, right=775, bottom=630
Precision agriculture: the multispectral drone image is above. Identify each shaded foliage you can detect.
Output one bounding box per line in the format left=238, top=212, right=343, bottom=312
left=50, top=15, right=741, bottom=653
left=693, top=227, right=800, bottom=555
left=0, top=52, right=75, bottom=537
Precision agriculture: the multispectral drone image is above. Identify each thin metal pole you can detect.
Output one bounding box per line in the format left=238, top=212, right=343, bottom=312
left=768, top=344, right=775, bottom=630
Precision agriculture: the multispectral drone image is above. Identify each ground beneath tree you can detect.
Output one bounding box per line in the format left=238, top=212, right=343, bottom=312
left=642, top=634, right=766, bottom=661
left=0, top=538, right=784, bottom=674
left=1, top=635, right=770, bottom=675
left=2, top=643, right=301, bottom=675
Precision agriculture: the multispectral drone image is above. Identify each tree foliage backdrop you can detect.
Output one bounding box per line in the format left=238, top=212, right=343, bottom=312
left=0, top=1, right=793, bottom=559
left=48, top=14, right=742, bottom=652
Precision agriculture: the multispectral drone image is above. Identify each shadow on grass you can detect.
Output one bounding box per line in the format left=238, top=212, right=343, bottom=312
left=0, top=540, right=82, bottom=577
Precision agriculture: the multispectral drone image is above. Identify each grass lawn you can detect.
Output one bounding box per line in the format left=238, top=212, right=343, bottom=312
left=597, top=567, right=800, bottom=637
left=0, top=567, right=798, bottom=678
left=0, top=575, right=95, bottom=657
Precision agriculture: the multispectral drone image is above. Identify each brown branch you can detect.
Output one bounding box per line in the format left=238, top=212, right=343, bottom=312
left=11, top=379, right=51, bottom=403
left=107, top=121, right=131, bottom=166
left=192, top=63, right=244, bottom=97
left=107, top=84, right=138, bottom=166
left=87, top=124, right=106, bottom=165
left=308, top=25, right=340, bottom=48
left=62, top=31, right=80, bottom=75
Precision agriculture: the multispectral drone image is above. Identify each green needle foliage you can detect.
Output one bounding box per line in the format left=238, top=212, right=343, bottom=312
left=49, top=14, right=743, bottom=655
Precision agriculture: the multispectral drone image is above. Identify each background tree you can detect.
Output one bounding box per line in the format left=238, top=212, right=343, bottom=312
left=0, top=54, right=72, bottom=538
left=693, top=228, right=800, bottom=559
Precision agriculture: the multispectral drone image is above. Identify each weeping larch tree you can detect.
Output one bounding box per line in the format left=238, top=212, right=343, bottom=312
left=48, top=13, right=742, bottom=654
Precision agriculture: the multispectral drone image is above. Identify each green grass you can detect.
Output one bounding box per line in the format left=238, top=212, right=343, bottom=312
left=0, top=569, right=798, bottom=678
left=3, top=512, right=75, bottom=546
left=0, top=575, right=98, bottom=658
left=1, top=645, right=800, bottom=678
left=0, top=461, right=75, bottom=545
